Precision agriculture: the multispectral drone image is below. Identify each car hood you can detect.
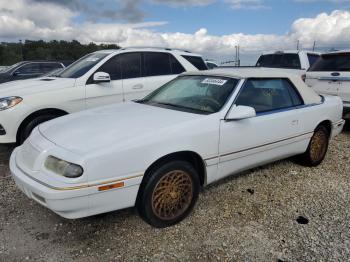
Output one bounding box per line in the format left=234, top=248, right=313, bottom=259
left=38, top=102, right=203, bottom=155
left=0, top=77, right=76, bottom=97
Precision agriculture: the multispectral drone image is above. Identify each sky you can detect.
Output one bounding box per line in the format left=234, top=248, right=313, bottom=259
left=1, top=0, right=350, bottom=64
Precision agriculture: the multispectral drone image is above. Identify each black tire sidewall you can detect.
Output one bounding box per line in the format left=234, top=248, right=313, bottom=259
left=19, top=114, right=58, bottom=144
left=138, top=161, right=200, bottom=228
left=306, top=125, right=330, bottom=166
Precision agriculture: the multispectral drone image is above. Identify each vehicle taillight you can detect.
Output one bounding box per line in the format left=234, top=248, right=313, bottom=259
left=301, top=74, right=306, bottom=82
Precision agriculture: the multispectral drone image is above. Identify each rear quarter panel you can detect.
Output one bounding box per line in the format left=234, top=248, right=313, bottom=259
left=298, top=95, right=343, bottom=136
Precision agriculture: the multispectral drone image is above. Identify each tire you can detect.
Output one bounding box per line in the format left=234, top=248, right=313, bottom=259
left=297, top=125, right=330, bottom=167
left=18, top=114, right=59, bottom=144
left=137, top=160, right=200, bottom=228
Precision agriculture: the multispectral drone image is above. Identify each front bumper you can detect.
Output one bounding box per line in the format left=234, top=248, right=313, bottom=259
left=10, top=149, right=142, bottom=219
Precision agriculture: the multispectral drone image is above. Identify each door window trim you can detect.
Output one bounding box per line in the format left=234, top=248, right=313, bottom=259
left=227, top=77, right=306, bottom=118
left=86, top=51, right=144, bottom=85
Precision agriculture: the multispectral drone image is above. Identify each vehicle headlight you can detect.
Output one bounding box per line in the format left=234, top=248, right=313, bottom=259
left=0, top=96, right=23, bottom=111
left=45, top=156, right=84, bottom=178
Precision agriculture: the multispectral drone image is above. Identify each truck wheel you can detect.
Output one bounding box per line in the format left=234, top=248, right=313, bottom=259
left=18, top=114, right=59, bottom=144
left=297, top=125, right=330, bottom=167
left=137, top=161, right=200, bottom=228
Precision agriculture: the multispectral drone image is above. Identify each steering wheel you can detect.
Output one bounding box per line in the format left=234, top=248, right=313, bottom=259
left=199, top=97, right=221, bottom=111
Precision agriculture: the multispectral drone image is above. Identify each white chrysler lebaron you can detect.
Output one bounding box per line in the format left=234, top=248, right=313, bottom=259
left=10, top=68, right=345, bottom=228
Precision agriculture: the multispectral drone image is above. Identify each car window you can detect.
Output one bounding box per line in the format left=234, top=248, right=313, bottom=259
left=182, top=55, right=208, bottom=70
left=119, top=53, right=142, bottom=79
left=98, top=55, right=121, bottom=80
left=256, top=54, right=301, bottom=69
left=143, top=52, right=172, bottom=76
left=307, top=54, right=320, bottom=67
left=235, top=78, right=303, bottom=113
left=141, top=75, right=238, bottom=114
left=40, top=63, right=63, bottom=73
left=309, top=53, right=350, bottom=71
left=15, top=63, right=41, bottom=75
left=170, top=55, right=185, bottom=74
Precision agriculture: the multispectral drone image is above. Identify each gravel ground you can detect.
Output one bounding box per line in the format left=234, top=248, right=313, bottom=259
left=0, top=129, right=349, bottom=262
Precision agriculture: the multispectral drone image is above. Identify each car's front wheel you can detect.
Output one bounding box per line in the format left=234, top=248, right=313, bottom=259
left=137, top=161, right=200, bottom=228
left=18, top=114, right=59, bottom=144
left=298, top=125, right=330, bottom=166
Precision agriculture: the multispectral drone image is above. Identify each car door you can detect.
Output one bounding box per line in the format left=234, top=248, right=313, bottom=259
left=118, top=52, right=147, bottom=101
left=12, top=63, right=43, bottom=80
left=217, top=78, right=304, bottom=181
left=141, top=52, right=186, bottom=97
left=85, top=55, right=124, bottom=109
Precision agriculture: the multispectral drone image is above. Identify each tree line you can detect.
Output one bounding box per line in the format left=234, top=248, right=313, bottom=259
left=0, top=40, right=120, bottom=66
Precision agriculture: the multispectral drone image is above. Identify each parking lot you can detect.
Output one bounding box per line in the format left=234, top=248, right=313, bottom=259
left=0, top=128, right=349, bottom=261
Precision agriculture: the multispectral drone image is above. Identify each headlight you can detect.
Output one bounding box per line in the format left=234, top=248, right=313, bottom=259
left=45, top=156, right=84, bottom=178
left=0, top=96, right=23, bottom=111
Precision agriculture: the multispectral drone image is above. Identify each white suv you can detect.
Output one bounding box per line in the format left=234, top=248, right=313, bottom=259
left=0, top=47, right=207, bottom=144
left=306, top=50, right=350, bottom=119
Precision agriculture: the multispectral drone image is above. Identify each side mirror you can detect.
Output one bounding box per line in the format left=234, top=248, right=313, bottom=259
left=225, top=105, right=256, bottom=121
left=93, top=72, right=111, bottom=83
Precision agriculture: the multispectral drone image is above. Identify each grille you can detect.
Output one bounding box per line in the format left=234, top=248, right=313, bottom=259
left=17, top=141, right=41, bottom=171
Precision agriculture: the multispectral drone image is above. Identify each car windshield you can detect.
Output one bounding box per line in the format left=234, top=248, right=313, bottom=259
left=139, top=75, right=239, bottom=114
left=1, top=62, right=24, bottom=73
left=56, top=52, right=109, bottom=78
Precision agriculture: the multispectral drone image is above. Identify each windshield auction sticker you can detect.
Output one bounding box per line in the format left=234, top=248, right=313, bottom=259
left=201, top=78, right=228, bottom=86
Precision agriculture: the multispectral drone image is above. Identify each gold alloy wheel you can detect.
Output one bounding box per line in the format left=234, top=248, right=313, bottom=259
left=310, top=130, right=328, bottom=162
left=151, top=170, right=193, bottom=221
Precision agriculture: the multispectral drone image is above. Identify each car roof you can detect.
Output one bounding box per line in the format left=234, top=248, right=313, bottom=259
left=322, top=49, right=350, bottom=55
left=94, top=47, right=202, bottom=57
left=182, top=67, right=322, bottom=105
left=261, top=50, right=320, bottom=55
left=182, top=67, right=302, bottom=79
left=21, top=61, right=64, bottom=63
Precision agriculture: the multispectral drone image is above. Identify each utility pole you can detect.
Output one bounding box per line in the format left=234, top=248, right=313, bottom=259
left=19, top=39, right=23, bottom=61
left=235, top=45, right=240, bottom=67
left=238, top=45, right=240, bottom=67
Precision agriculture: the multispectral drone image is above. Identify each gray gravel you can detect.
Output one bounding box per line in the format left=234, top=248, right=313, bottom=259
left=0, top=129, right=349, bottom=262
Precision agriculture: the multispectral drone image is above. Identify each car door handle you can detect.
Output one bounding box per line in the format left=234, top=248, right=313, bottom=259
left=132, top=84, right=143, bottom=89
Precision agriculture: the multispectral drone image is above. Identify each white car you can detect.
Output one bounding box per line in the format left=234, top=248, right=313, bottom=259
left=256, top=50, right=321, bottom=78
left=305, top=50, right=350, bottom=119
left=0, top=47, right=207, bottom=144
left=10, top=68, right=344, bottom=228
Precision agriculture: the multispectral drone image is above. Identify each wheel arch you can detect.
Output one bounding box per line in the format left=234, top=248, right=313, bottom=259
left=16, top=108, right=69, bottom=142
left=316, top=119, right=332, bottom=136
left=136, top=151, right=207, bottom=205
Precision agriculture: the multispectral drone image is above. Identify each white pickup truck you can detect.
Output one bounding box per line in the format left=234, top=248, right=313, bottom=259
left=256, top=50, right=321, bottom=77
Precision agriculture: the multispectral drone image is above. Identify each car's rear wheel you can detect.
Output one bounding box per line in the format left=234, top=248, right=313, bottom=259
left=137, top=161, right=200, bottom=228
left=18, top=114, right=59, bottom=144
left=298, top=125, right=330, bottom=167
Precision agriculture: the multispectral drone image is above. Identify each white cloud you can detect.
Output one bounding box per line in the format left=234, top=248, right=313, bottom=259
left=1, top=0, right=350, bottom=64
left=151, top=0, right=215, bottom=6
left=225, top=0, right=267, bottom=9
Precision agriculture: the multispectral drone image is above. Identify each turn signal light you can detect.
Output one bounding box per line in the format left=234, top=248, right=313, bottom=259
left=98, top=182, right=125, bottom=191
